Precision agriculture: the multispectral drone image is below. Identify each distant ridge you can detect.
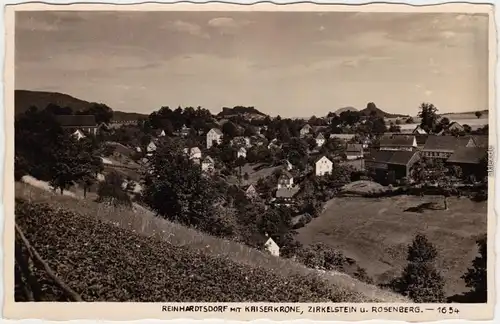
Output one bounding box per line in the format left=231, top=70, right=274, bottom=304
left=217, top=106, right=268, bottom=119
left=359, top=102, right=408, bottom=118
left=15, top=90, right=148, bottom=122
left=334, top=106, right=358, bottom=115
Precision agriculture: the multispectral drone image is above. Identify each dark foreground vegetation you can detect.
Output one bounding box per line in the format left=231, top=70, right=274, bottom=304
left=15, top=198, right=368, bottom=302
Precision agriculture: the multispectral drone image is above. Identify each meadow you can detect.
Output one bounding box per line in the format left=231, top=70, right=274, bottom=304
left=296, top=195, right=487, bottom=296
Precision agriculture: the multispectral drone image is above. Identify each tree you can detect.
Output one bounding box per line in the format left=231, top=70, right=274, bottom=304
left=418, top=103, right=439, bottom=133
left=143, top=139, right=231, bottom=237
left=97, top=171, right=132, bottom=207
left=222, top=121, right=238, bottom=139
left=475, top=111, right=483, bottom=119
left=461, top=234, right=487, bottom=302
left=388, top=233, right=446, bottom=302
left=77, top=103, right=113, bottom=124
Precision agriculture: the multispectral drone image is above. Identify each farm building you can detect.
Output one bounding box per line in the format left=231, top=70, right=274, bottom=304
left=237, top=147, right=247, bottom=159
left=379, top=135, right=417, bottom=151
left=446, top=147, right=488, bottom=178
left=201, top=156, right=215, bottom=173
left=422, top=135, right=475, bottom=159
left=365, top=150, right=420, bottom=183
left=263, top=235, right=280, bottom=257
left=55, top=115, right=98, bottom=135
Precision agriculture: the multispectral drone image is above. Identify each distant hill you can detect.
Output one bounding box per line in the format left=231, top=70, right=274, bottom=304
left=217, top=106, right=267, bottom=119
left=359, top=103, right=408, bottom=118
left=14, top=90, right=147, bottom=121
left=334, top=107, right=358, bottom=115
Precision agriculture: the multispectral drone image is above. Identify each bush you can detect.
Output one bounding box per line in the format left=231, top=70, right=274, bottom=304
left=97, top=171, right=132, bottom=207
left=15, top=199, right=362, bottom=302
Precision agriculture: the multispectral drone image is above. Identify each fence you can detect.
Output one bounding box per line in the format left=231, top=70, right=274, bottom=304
left=15, top=223, right=83, bottom=301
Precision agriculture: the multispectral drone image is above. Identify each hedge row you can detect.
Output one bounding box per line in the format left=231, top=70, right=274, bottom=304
left=15, top=199, right=362, bottom=302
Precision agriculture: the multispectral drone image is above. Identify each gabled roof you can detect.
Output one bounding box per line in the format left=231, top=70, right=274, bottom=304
left=208, top=128, right=223, bottom=135
left=346, top=144, right=363, bottom=153
left=316, top=133, right=325, bottom=140
left=276, top=187, right=300, bottom=198
left=55, top=115, right=97, bottom=127
left=366, top=150, right=419, bottom=166
left=315, top=155, right=333, bottom=164
left=422, top=135, right=463, bottom=152
left=391, top=133, right=428, bottom=146
left=330, top=134, right=356, bottom=140
left=301, top=124, right=312, bottom=130
left=448, top=121, right=464, bottom=129
left=238, top=147, right=247, bottom=152
left=471, top=135, right=488, bottom=148
left=447, top=147, right=487, bottom=164
left=379, top=135, right=415, bottom=147
left=279, top=170, right=293, bottom=179
left=202, top=156, right=214, bottom=163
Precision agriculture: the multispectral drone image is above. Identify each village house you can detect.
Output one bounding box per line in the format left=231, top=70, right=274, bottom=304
left=283, top=159, right=293, bottom=171
left=412, top=125, right=428, bottom=135
left=72, top=129, right=86, bottom=141
left=422, top=135, right=475, bottom=159
left=277, top=170, right=294, bottom=189
left=300, top=124, right=312, bottom=137
left=448, top=122, right=465, bottom=132
left=158, top=129, right=166, bottom=137
left=201, top=156, right=215, bottom=173
left=55, top=115, right=98, bottom=135
left=345, top=144, right=363, bottom=160
left=379, top=135, right=417, bottom=151
left=206, top=128, right=223, bottom=149
left=329, top=133, right=356, bottom=142
left=268, top=138, right=281, bottom=150
left=231, top=136, right=252, bottom=148
left=263, top=234, right=280, bottom=257
left=146, top=141, right=157, bottom=156
left=446, top=147, right=488, bottom=178
left=273, top=186, right=300, bottom=207
left=174, top=124, right=190, bottom=137
left=243, top=184, right=258, bottom=200
left=237, top=147, right=247, bottom=159
left=315, top=156, right=333, bottom=176
left=183, top=147, right=202, bottom=162
left=316, top=133, right=326, bottom=147
left=365, top=150, right=420, bottom=183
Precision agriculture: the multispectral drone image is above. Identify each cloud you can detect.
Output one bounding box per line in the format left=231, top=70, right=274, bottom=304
left=166, top=20, right=210, bottom=39
left=207, top=17, right=252, bottom=33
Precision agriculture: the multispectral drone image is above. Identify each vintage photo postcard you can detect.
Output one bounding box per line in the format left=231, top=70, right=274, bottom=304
left=3, top=1, right=496, bottom=322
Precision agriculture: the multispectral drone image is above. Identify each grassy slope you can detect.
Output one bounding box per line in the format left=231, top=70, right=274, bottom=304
left=15, top=182, right=409, bottom=302
left=296, top=195, right=487, bottom=296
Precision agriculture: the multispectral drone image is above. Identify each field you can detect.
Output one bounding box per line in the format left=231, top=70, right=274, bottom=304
left=15, top=182, right=409, bottom=302
left=296, top=195, right=487, bottom=296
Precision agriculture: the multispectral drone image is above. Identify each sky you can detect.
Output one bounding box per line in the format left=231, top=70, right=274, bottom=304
left=15, top=11, right=489, bottom=117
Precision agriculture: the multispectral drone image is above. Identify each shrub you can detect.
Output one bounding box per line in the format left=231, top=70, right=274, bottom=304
left=97, top=171, right=132, bottom=207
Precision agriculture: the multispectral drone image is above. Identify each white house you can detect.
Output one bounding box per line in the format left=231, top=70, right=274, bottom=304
left=201, top=156, right=215, bottom=173
left=300, top=124, right=312, bottom=137
left=315, top=156, right=333, bottom=176
left=263, top=235, right=280, bottom=257
left=184, top=147, right=202, bottom=162
left=237, top=147, right=247, bottom=159
left=206, top=128, right=223, bottom=149
left=412, top=125, right=427, bottom=135
left=72, top=129, right=86, bottom=141
left=159, top=130, right=166, bottom=137
left=277, top=171, right=294, bottom=189
left=147, top=141, right=157, bottom=155
left=283, top=160, right=293, bottom=171
left=316, top=133, right=326, bottom=147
